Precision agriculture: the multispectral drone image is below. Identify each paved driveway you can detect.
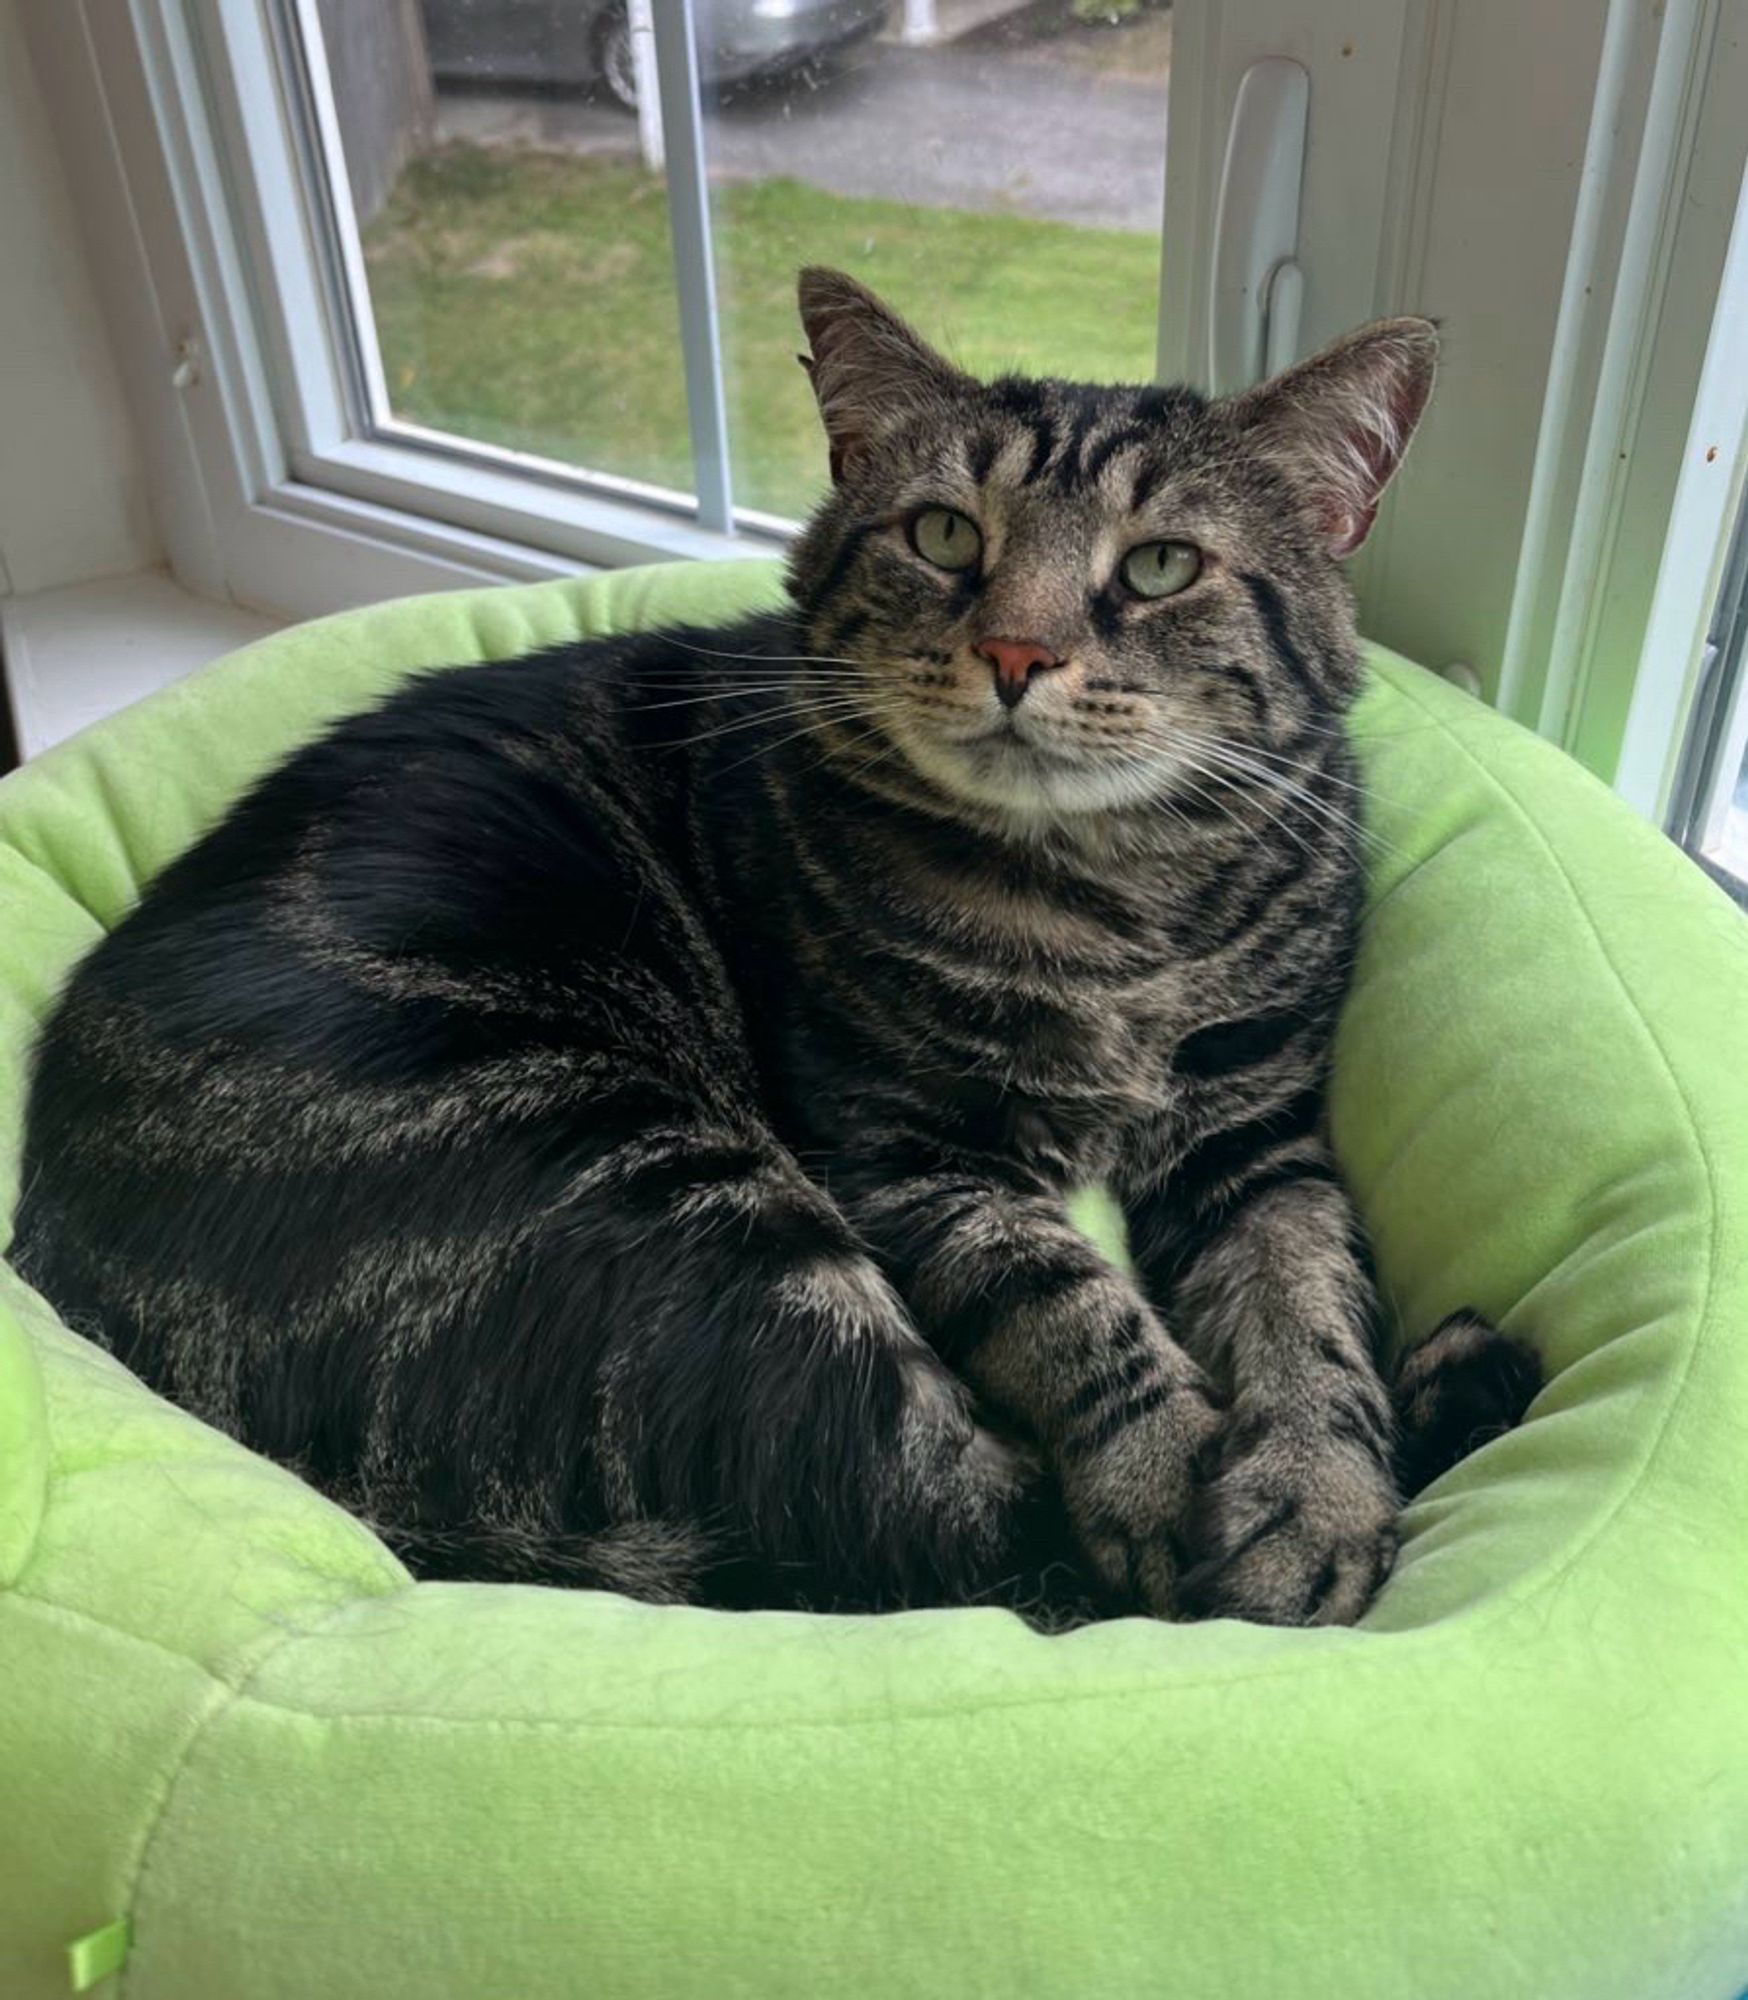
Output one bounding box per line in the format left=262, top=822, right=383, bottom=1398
left=434, top=36, right=1168, bottom=234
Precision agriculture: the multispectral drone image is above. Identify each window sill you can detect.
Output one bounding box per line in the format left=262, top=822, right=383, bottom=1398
left=1, top=569, right=282, bottom=761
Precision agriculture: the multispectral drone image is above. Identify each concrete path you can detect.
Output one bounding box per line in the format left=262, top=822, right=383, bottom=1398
left=434, top=35, right=1168, bottom=234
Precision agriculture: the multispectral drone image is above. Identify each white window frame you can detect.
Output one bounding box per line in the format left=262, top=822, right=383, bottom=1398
left=1495, top=0, right=1748, bottom=816
left=20, top=0, right=1748, bottom=828
left=23, top=0, right=793, bottom=628
left=1613, top=137, right=1748, bottom=832
left=255, top=0, right=761, bottom=537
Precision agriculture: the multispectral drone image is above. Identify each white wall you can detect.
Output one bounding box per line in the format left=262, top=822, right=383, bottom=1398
left=0, top=0, right=159, bottom=597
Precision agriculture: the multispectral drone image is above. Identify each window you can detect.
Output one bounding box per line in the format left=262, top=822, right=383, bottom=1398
left=1669, top=490, right=1748, bottom=906
left=21, top=0, right=1748, bottom=826
left=314, top=0, right=1173, bottom=531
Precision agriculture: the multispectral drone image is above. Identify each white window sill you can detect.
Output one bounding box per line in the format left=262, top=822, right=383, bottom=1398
left=1, top=569, right=283, bottom=761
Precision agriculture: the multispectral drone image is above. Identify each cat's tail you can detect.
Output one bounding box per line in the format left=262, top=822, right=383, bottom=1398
left=374, top=1514, right=720, bottom=1603
left=1391, top=1309, right=1542, bottom=1498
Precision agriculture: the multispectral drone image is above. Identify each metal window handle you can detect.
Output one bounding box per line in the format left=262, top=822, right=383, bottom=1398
left=1209, top=57, right=1309, bottom=394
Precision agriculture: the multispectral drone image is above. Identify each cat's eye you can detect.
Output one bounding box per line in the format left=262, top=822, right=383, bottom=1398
left=1120, top=540, right=1202, bottom=600
left=909, top=508, right=983, bottom=573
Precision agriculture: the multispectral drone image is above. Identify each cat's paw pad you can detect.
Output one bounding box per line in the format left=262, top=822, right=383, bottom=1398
left=1178, top=1418, right=1398, bottom=1627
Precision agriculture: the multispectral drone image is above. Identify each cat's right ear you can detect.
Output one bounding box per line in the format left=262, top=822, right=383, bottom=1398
left=797, top=267, right=970, bottom=484
left=1226, top=317, right=1438, bottom=558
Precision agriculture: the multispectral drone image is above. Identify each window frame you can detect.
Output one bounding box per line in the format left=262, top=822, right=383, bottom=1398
left=264, top=0, right=759, bottom=537
left=24, top=0, right=790, bottom=629
left=1612, top=131, right=1748, bottom=832
left=1495, top=0, right=1748, bottom=812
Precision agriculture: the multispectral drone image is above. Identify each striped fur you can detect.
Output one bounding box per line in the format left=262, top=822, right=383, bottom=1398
left=9, top=272, right=1534, bottom=1623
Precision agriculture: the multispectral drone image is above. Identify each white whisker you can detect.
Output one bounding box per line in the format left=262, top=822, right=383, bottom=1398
left=661, top=638, right=862, bottom=669
left=1173, top=737, right=1402, bottom=862
left=643, top=697, right=900, bottom=754
left=712, top=708, right=895, bottom=781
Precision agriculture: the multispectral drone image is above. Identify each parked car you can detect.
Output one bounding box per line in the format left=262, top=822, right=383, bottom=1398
left=421, top=0, right=891, bottom=109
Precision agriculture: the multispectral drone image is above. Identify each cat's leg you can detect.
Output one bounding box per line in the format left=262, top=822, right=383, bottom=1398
left=1126, top=1098, right=1400, bottom=1627
left=836, top=1149, right=1224, bottom=1618
left=355, top=1106, right=1032, bottom=1608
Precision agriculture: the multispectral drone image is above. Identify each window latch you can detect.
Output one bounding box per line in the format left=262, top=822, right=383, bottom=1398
left=1208, top=57, right=1309, bottom=394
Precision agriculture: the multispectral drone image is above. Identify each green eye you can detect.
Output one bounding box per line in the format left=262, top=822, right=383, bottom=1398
left=1120, top=540, right=1202, bottom=600
left=909, top=508, right=983, bottom=573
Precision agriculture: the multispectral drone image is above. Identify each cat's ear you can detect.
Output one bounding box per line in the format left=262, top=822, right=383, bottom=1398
left=1227, top=318, right=1438, bottom=558
left=797, top=267, right=970, bottom=484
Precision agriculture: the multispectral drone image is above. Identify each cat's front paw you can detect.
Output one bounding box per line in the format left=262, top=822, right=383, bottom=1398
left=1177, top=1413, right=1399, bottom=1626
left=890, top=1347, right=1039, bottom=1582
left=1055, top=1371, right=1225, bottom=1618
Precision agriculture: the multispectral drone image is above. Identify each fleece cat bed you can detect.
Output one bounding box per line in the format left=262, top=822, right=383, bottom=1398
left=3, top=559, right=1747, bottom=1999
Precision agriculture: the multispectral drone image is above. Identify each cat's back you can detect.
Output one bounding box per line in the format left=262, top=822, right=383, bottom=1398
left=24, top=641, right=616, bottom=1079
left=23, top=608, right=782, bottom=1048
left=8, top=621, right=766, bottom=1434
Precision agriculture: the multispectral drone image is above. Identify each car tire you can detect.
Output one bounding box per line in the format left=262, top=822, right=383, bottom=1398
left=596, top=8, right=638, bottom=112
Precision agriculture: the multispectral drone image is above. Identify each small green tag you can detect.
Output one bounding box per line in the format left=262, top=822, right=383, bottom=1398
left=67, top=1918, right=129, bottom=1992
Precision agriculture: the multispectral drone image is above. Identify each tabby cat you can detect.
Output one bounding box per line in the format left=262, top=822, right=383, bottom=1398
left=10, top=270, right=1537, bottom=1625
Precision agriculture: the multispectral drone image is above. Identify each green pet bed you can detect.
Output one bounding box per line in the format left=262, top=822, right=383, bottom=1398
left=3, top=560, right=1747, bottom=1998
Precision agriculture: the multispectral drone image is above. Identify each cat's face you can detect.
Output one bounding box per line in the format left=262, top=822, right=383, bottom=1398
left=786, top=270, right=1436, bottom=824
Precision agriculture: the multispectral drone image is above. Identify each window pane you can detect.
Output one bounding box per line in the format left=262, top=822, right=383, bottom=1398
left=1679, top=486, right=1748, bottom=908
left=315, top=0, right=696, bottom=499
left=701, top=1, right=1172, bottom=519
left=309, top=2, right=1168, bottom=521
left=1714, top=754, right=1748, bottom=894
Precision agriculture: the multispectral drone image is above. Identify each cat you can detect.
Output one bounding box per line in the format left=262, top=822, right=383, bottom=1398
left=9, top=268, right=1538, bottom=1625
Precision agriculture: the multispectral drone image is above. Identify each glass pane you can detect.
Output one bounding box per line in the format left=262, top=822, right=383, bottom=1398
left=313, top=0, right=695, bottom=498
left=1682, top=486, right=1748, bottom=908
left=1714, top=751, right=1748, bottom=893
left=308, top=0, right=1169, bottom=523
left=701, top=0, right=1172, bottom=519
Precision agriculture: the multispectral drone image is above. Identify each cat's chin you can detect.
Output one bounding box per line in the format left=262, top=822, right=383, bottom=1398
left=893, top=724, right=1173, bottom=822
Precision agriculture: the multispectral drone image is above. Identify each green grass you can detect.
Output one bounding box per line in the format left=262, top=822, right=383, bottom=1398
left=362, top=144, right=1162, bottom=520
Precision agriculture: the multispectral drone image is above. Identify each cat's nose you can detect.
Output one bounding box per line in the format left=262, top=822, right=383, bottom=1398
left=975, top=637, right=1065, bottom=710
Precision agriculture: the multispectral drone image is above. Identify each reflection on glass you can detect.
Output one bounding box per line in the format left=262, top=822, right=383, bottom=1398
left=313, top=0, right=1170, bottom=518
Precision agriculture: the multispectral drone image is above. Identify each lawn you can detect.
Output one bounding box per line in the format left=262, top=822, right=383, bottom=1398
left=362, top=143, right=1163, bottom=521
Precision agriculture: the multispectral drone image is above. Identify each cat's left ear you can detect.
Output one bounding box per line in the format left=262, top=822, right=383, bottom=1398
left=1228, top=318, right=1438, bottom=558
left=797, top=267, right=972, bottom=484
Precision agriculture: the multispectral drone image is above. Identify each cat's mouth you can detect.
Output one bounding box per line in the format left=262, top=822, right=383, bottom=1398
left=961, top=725, right=1082, bottom=769
left=892, top=709, right=1166, bottom=819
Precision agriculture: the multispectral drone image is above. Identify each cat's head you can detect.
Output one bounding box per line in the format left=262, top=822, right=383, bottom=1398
left=786, top=268, right=1436, bottom=825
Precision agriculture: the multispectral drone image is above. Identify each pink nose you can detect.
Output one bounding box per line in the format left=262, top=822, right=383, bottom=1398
left=975, top=637, right=1065, bottom=709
